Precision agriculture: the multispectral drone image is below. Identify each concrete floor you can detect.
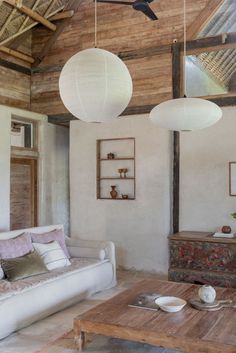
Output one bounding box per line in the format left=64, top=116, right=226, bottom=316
left=0, top=270, right=166, bottom=353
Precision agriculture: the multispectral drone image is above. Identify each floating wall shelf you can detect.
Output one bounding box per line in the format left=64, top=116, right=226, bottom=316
left=96, top=137, right=135, bottom=200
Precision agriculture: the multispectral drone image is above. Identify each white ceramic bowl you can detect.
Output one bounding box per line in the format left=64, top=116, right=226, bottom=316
left=155, top=296, right=187, bottom=313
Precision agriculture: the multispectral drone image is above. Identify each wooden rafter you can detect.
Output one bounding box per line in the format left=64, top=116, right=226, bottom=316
left=0, top=45, right=34, bottom=63
left=0, top=4, right=64, bottom=46
left=33, top=0, right=83, bottom=66
left=18, top=0, right=41, bottom=32
left=49, top=10, right=74, bottom=21
left=184, top=0, right=225, bottom=40
left=3, top=0, right=56, bottom=31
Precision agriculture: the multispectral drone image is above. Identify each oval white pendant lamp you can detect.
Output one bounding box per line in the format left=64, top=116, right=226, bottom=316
left=59, top=1, right=132, bottom=123
left=150, top=97, right=222, bottom=131
left=149, top=0, right=222, bottom=131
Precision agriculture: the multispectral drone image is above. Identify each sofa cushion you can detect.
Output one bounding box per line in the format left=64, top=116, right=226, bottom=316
left=67, top=246, right=106, bottom=260
left=0, top=258, right=109, bottom=301
left=0, top=267, right=4, bottom=280
left=1, top=252, right=48, bottom=281
left=0, top=233, right=33, bottom=259
left=29, top=229, right=70, bottom=258
left=33, top=241, right=71, bottom=270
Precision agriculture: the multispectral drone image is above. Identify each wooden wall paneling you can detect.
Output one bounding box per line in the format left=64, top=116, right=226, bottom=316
left=10, top=157, right=37, bottom=230
left=180, top=0, right=225, bottom=40
left=0, top=66, right=31, bottom=109
left=33, top=0, right=84, bottom=66
left=29, top=0, right=211, bottom=116
left=31, top=0, right=209, bottom=67
left=31, top=52, right=173, bottom=116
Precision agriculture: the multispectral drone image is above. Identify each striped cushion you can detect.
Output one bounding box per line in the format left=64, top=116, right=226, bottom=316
left=33, top=241, right=71, bottom=271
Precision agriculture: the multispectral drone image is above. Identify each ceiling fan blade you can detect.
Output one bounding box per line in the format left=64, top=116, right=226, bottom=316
left=96, top=0, right=133, bottom=5
left=138, top=4, right=158, bottom=20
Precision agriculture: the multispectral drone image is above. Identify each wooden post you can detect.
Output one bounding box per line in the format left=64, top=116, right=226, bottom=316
left=172, top=43, right=181, bottom=233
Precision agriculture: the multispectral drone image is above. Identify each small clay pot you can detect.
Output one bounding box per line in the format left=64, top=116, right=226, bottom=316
left=107, top=153, right=115, bottom=159
left=221, top=225, right=232, bottom=234
left=110, top=185, right=117, bottom=199
left=122, top=194, right=128, bottom=199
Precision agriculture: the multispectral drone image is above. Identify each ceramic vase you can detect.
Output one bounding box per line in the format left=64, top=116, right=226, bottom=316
left=221, top=225, right=231, bottom=234
left=198, top=285, right=216, bottom=304
left=110, top=185, right=117, bottom=199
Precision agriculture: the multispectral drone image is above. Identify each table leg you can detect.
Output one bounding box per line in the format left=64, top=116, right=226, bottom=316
left=74, top=326, right=86, bottom=351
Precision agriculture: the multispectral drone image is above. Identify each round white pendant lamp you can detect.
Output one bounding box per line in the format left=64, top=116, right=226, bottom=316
left=59, top=48, right=133, bottom=122
left=149, top=0, right=222, bottom=131
left=59, top=0, right=132, bottom=123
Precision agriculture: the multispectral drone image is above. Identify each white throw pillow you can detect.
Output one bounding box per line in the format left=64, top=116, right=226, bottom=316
left=0, top=266, right=4, bottom=280
left=33, top=241, right=71, bottom=271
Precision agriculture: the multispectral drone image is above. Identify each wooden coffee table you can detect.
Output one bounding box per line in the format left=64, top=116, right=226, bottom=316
left=74, top=279, right=236, bottom=353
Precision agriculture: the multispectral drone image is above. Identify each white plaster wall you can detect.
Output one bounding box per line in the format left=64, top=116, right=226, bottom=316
left=70, top=115, right=172, bottom=274
left=0, top=105, right=69, bottom=234
left=40, top=123, right=70, bottom=235
left=180, top=107, right=236, bottom=232
left=0, top=115, right=11, bottom=231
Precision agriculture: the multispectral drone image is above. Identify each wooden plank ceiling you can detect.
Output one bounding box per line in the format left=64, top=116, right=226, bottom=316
left=0, top=0, right=228, bottom=126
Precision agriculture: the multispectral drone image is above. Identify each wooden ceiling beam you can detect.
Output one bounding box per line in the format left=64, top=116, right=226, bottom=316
left=185, top=32, right=236, bottom=55
left=0, top=57, right=31, bottom=74
left=184, top=0, right=225, bottom=40
left=49, top=10, right=74, bottom=21
left=33, top=0, right=83, bottom=66
left=0, top=5, right=64, bottom=46
left=18, top=0, right=41, bottom=32
left=3, top=0, right=56, bottom=31
left=0, top=45, right=34, bottom=63
left=48, top=114, right=77, bottom=126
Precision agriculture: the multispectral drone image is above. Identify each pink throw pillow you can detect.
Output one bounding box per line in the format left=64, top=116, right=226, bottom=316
left=0, top=233, right=33, bottom=259
left=30, top=229, right=70, bottom=258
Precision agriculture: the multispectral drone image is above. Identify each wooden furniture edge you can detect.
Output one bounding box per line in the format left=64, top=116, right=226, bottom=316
left=169, top=231, right=236, bottom=243
left=73, top=318, right=235, bottom=353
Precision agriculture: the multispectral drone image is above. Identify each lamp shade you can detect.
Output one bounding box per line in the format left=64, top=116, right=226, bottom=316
left=149, top=98, right=222, bottom=131
left=59, top=48, right=133, bottom=122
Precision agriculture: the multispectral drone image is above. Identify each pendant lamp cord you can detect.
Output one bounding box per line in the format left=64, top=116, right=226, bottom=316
left=95, top=0, right=97, bottom=48
left=183, top=0, right=187, bottom=96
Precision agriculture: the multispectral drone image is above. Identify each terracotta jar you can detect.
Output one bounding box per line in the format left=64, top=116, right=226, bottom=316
left=110, top=185, right=117, bottom=199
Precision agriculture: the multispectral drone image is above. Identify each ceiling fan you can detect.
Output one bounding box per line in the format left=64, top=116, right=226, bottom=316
left=96, top=0, right=158, bottom=21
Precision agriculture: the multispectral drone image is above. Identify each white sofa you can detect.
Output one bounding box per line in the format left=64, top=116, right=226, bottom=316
left=0, top=225, right=116, bottom=340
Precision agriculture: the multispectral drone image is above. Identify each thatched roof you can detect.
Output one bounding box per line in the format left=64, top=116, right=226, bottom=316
left=196, top=0, right=236, bottom=90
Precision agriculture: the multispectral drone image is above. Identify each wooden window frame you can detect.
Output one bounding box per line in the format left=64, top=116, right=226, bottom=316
left=10, top=157, right=38, bottom=229
left=11, top=116, right=38, bottom=153
left=178, top=32, right=236, bottom=106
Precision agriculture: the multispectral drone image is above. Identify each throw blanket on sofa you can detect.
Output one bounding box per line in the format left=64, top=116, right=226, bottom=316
left=0, top=258, right=108, bottom=301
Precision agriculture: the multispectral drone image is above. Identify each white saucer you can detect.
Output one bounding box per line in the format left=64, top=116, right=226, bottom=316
left=155, top=296, right=187, bottom=313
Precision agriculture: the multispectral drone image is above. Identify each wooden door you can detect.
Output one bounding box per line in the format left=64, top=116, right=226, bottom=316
left=10, top=158, right=37, bottom=230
